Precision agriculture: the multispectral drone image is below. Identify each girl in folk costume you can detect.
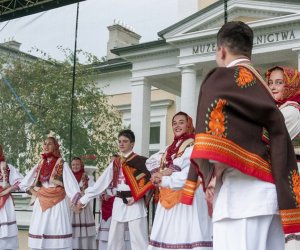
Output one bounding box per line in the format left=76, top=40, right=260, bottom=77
left=19, top=137, right=81, bottom=250
left=0, top=145, right=23, bottom=250
left=70, top=157, right=96, bottom=250
left=146, top=112, right=213, bottom=250
left=266, top=66, right=300, bottom=248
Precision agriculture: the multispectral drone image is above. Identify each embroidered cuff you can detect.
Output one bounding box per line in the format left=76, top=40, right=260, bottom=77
left=180, top=180, right=197, bottom=205
left=71, top=192, right=81, bottom=205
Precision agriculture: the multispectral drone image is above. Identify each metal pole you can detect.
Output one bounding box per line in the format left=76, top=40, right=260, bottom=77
left=69, top=2, right=80, bottom=165
left=224, top=0, right=228, bottom=24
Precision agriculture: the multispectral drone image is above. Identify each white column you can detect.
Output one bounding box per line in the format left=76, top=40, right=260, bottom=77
left=179, top=64, right=197, bottom=120
left=176, top=96, right=181, bottom=113
left=196, top=73, right=204, bottom=105
left=130, top=77, right=151, bottom=157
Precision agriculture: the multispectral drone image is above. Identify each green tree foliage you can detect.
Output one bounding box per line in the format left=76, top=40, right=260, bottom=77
left=0, top=48, right=122, bottom=173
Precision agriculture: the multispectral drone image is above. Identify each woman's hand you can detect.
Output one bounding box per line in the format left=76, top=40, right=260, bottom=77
left=151, top=172, right=163, bottom=186
left=27, top=187, right=38, bottom=196
left=76, top=201, right=84, bottom=209
left=161, top=168, right=173, bottom=176
left=0, top=186, right=12, bottom=197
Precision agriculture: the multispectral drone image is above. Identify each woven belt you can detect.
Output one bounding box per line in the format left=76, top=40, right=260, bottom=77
left=116, top=191, right=132, bottom=204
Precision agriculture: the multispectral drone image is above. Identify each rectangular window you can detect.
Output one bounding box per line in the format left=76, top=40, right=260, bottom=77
left=150, top=123, right=160, bottom=144
left=149, top=122, right=160, bottom=156
left=149, top=150, right=159, bottom=156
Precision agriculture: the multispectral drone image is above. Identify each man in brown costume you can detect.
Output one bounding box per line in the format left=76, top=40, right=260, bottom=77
left=181, top=21, right=300, bottom=250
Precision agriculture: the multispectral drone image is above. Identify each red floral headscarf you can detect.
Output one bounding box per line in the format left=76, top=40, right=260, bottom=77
left=266, top=66, right=300, bottom=105
left=39, top=137, right=61, bottom=182
left=164, top=112, right=195, bottom=168
left=71, top=157, right=85, bottom=183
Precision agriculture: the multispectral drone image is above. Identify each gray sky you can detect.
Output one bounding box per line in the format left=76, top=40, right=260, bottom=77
left=0, top=0, right=179, bottom=61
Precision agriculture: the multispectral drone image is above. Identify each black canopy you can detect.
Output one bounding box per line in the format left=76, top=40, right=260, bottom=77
left=0, top=0, right=86, bottom=22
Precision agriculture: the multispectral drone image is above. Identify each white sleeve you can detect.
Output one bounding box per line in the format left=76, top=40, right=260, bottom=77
left=19, top=164, right=39, bottom=191
left=145, top=148, right=165, bottom=173
left=88, top=175, right=95, bottom=187
left=281, top=105, right=300, bottom=140
left=62, top=162, right=81, bottom=202
left=8, top=164, right=23, bottom=188
left=160, top=146, right=193, bottom=189
left=80, top=163, right=113, bottom=205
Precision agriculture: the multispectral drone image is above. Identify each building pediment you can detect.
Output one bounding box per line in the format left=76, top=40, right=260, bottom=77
left=159, top=0, right=300, bottom=40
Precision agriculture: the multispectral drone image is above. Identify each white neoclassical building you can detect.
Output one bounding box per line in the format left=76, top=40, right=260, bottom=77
left=94, top=0, right=300, bottom=157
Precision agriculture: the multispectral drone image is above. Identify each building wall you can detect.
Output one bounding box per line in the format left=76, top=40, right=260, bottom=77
left=107, top=88, right=178, bottom=151
left=198, top=0, right=218, bottom=10
left=177, top=0, right=218, bottom=20
left=96, top=70, right=132, bottom=96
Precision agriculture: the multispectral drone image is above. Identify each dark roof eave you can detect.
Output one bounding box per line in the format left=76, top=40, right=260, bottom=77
left=0, top=44, right=40, bottom=60
left=90, top=60, right=132, bottom=73
left=111, top=39, right=166, bottom=56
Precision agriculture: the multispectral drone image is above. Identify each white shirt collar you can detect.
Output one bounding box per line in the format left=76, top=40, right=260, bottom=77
left=120, top=151, right=133, bottom=158
left=226, top=58, right=250, bottom=68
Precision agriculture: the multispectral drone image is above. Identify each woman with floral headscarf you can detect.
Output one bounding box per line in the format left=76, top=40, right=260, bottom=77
left=0, top=144, right=23, bottom=250
left=20, top=137, right=81, bottom=250
left=266, top=66, right=300, bottom=248
left=266, top=66, right=300, bottom=169
left=146, top=111, right=212, bottom=250
left=70, top=157, right=96, bottom=250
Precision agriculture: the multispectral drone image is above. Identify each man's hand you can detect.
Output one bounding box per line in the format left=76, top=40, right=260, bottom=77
left=126, top=198, right=135, bottom=206
left=214, top=163, right=228, bottom=180
left=205, top=176, right=216, bottom=217
left=101, top=193, right=112, bottom=201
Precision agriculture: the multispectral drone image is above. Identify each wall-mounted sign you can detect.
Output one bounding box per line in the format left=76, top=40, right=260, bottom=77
left=192, top=30, right=297, bottom=55
left=253, top=30, right=295, bottom=45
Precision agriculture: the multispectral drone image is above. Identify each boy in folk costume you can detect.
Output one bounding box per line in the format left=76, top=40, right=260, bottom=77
left=97, top=154, right=131, bottom=250
left=20, top=137, right=81, bottom=250
left=181, top=21, right=300, bottom=250
left=78, top=129, right=153, bottom=250
left=0, top=144, right=23, bottom=250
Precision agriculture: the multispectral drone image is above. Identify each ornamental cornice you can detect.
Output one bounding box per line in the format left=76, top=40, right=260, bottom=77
left=189, top=8, right=284, bottom=33
left=166, top=14, right=300, bottom=46
left=163, top=0, right=299, bottom=40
